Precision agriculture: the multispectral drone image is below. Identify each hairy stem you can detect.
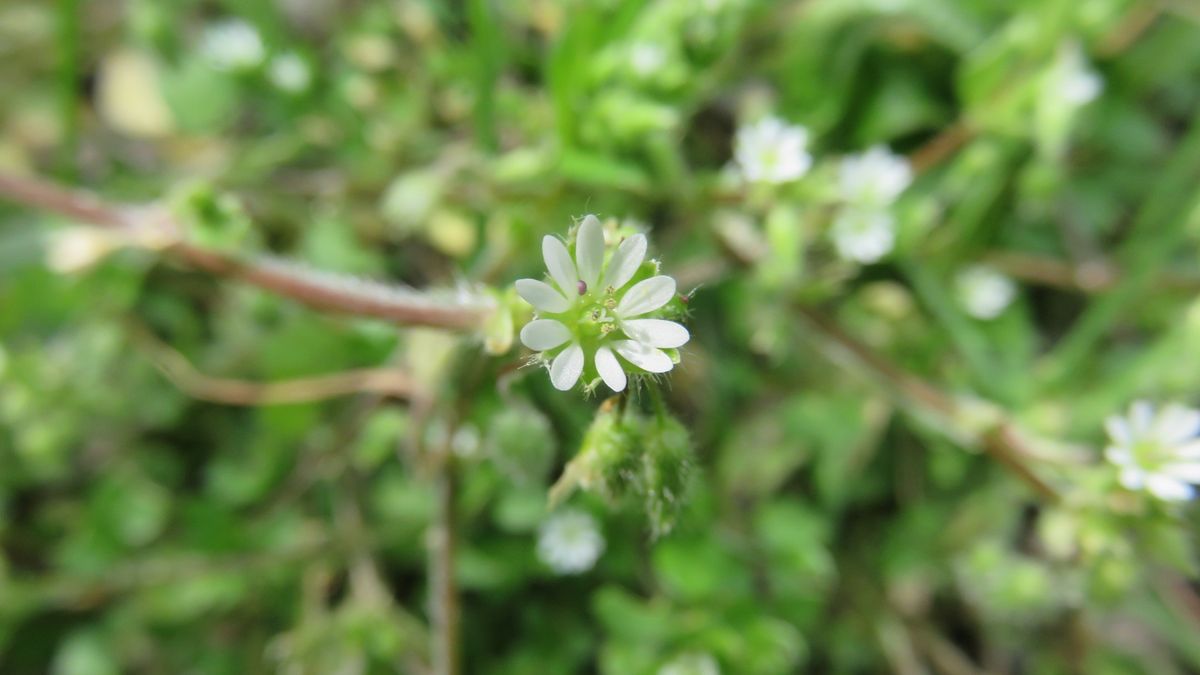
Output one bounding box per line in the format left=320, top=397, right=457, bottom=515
left=0, top=172, right=493, bottom=331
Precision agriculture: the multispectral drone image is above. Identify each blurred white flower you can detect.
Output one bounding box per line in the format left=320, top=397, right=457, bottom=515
left=734, top=116, right=812, bottom=184
left=46, top=228, right=119, bottom=274
left=516, top=215, right=689, bottom=393
left=830, top=208, right=894, bottom=264
left=201, top=19, right=265, bottom=72
left=839, top=146, right=912, bottom=208
left=956, top=265, right=1017, bottom=320
left=1105, top=401, right=1200, bottom=501
left=537, top=509, right=605, bottom=574
left=658, top=652, right=720, bottom=675
left=268, top=52, right=311, bottom=93
left=1055, top=42, right=1103, bottom=107
left=629, top=42, right=667, bottom=77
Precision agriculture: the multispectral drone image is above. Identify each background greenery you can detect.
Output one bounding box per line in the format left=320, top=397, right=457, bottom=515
left=1, top=0, right=1199, bottom=673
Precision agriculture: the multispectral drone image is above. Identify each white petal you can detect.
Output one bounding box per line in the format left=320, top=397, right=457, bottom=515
left=543, top=236, right=577, bottom=296
left=1155, top=404, right=1200, bottom=445
left=515, top=279, right=571, bottom=313
left=1163, top=461, right=1200, bottom=483
left=1176, top=440, right=1200, bottom=460
left=621, top=319, right=689, bottom=348
left=549, top=343, right=584, bottom=391
left=575, top=215, right=605, bottom=289
left=1105, top=445, right=1133, bottom=468
left=615, top=276, right=676, bottom=318
left=1104, top=416, right=1132, bottom=446
left=1145, top=473, right=1195, bottom=501
left=595, top=346, right=626, bottom=392
left=1129, top=400, right=1154, bottom=435
left=520, top=320, right=570, bottom=351
left=600, top=233, right=647, bottom=291
left=613, top=339, right=673, bottom=374
left=1119, top=466, right=1146, bottom=490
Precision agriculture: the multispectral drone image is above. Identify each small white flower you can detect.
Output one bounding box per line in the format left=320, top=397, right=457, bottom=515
left=629, top=42, right=667, bottom=77
left=46, top=228, right=119, bottom=274
left=1105, top=401, right=1200, bottom=501
left=734, top=116, right=812, bottom=184
left=268, top=52, right=311, bottom=93
left=1055, top=42, right=1103, bottom=107
left=830, top=208, right=894, bottom=264
left=201, top=19, right=265, bottom=72
left=956, top=265, right=1017, bottom=320
left=537, top=509, right=605, bottom=574
left=658, top=653, right=720, bottom=675
left=516, top=215, right=689, bottom=393
left=839, top=146, right=912, bottom=208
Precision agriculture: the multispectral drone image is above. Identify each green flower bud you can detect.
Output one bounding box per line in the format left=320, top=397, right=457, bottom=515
left=640, top=414, right=692, bottom=537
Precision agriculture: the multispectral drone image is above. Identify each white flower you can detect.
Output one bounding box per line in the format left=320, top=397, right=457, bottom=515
left=629, top=42, right=667, bottom=77
left=957, top=265, right=1017, bottom=320
left=839, top=146, right=912, bottom=208
left=201, top=19, right=265, bottom=72
left=268, top=52, right=311, bottom=93
left=516, top=215, right=689, bottom=393
left=830, top=208, right=894, bottom=264
left=537, top=509, right=605, bottom=574
left=1055, top=42, right=1103, bottom=107
left=734, top=116, right=812, bottom=184
left=46, top=228, right=119, bottom=274
left=658, top=653, right=720, bottom=675
left=1105, top=401, right=1200, bottom=501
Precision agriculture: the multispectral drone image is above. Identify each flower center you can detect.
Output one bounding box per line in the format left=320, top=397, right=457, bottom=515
left=560, top=284, right=623, bottom=349
left=1132, top=439, right=1169, bottom=468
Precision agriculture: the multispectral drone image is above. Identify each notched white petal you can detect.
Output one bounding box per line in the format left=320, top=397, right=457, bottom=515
left=1164, top=461, right=1200, bottom=483
left=1145, top=473, right=1194, bottom=501
left=613, top=339, right=673, bottom=374
left=575, top=215, right=605, bottom=288
left=520, top=319, right=570, bottom=351
left=516, top=279, right=571, bottom=313
left=616, top=275, right=676, bottom=318
left=549, top=343, right=584, bottom=391
left=621, top=319, right=689, bottom=348
left=595, top=346, right=626, bottom=392
left=601, top=233, right=647, bottom=291
left=1104, top=416, right=1131, bottom=446
left=543, top=235, right=577, bottom=295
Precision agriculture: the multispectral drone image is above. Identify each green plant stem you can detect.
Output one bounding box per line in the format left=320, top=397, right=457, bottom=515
left=55, top=0, right=81, bottom=180
left=430, top=450, right=461, bottom=675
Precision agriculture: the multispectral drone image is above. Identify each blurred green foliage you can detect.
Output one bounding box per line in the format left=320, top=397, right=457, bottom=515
left=2, top=0, right=1200, bottom=673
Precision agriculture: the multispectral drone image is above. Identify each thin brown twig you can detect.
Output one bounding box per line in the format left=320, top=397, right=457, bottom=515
left=983, top=250, right=1200, bottom=294
left=796, top=305, right=1061, bottom=502
left=0, top=172, right=492, bottom=331
left=135, top=329, right=418, bottom=405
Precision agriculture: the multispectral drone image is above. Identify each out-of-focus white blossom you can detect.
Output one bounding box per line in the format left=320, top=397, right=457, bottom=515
left=201, top=19, right=266, bottom=72
left=956, top=265, right=1017, bottom=320
left=537, top=509, right=605, bottom=574
left=838, top=146, right=912, bottom=208
left=830, top=209, right=894, bottom=264
left=1053, top=42, right=1103, bottom=107
left=46, top=228, right=119, bottom=274
left=733, top=117, right=812, bottom=184
left=1105, top=401, right=1200, bottom=501
left=629, top=42, right=667, bottom=77
left=830, top=146, right=911, bottom=264
left=268, top=52, right=311, bottom=93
